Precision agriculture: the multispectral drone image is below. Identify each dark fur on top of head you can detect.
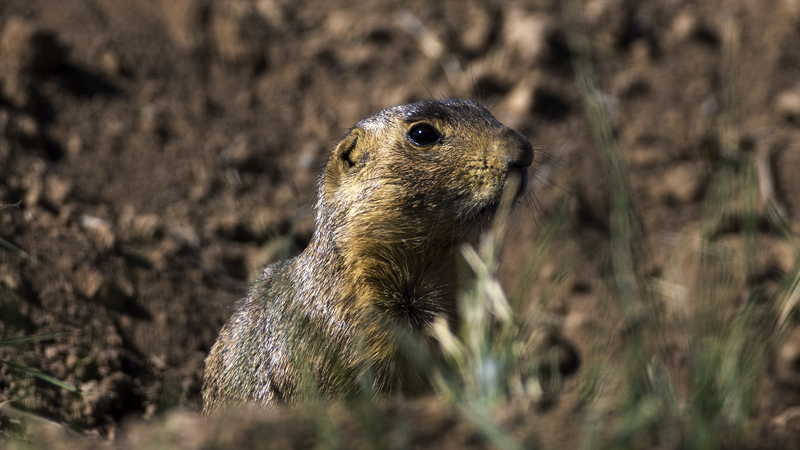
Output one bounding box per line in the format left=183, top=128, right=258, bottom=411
left=202, top=99, right=534, bottom=414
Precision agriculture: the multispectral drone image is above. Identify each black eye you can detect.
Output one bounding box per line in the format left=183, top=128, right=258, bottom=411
left=407, top=123, right=441, bottom=147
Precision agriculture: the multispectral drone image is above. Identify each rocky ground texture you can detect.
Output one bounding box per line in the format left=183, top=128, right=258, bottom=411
left=2, top=0, right=800, bottom=448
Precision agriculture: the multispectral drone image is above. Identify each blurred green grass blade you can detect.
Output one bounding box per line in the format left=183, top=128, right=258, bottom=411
left=767, top=202, right=798, bottom=240
left=702, top=18, right=743, bottom=239
left=0, top=333, right=75, bottom=347
left=461, top=405, right=528, bottom=450
left=778, top=270, right=800, bottom=332
left=0, top=236, right=37, bottom=264
left=0, top=358, right=82, bottom=393
left=563, top=0, right=644, bottom=312
left=563, top=0, right=653, bottom=400
left=511, top=197, right=571, bottom=312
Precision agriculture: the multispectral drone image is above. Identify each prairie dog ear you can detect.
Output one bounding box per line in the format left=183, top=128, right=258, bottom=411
left=323, top=127, right=366, bottom=191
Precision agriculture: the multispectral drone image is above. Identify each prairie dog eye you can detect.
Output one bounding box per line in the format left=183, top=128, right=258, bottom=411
left=407, top=123, right=441, bottom=147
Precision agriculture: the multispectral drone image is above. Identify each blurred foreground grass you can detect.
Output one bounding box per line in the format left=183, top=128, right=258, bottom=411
left=564, top=1, right=799, bottom=448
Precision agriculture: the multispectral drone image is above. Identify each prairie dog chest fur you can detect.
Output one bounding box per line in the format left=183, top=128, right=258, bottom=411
left=202, top=99, right=534, bottom=413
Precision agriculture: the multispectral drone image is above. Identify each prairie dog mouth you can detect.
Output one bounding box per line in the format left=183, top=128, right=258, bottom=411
left=515, top=168, right=530, bottom=199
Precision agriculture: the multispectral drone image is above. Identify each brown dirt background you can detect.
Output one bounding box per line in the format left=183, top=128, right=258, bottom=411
left=2, top=0, right=800, bottom=447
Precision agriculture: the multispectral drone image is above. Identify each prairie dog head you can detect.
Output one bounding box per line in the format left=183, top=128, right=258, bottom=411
left=319, top=99, right=534, bottom=247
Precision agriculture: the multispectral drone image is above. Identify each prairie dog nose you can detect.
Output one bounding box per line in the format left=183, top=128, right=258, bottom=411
left=505, top=131, right=534, bottom=170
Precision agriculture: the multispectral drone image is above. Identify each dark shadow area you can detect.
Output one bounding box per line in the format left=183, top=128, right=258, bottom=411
left=532, top=88, right=571, bottom=121
left=54, top=63, right=121, bottom=98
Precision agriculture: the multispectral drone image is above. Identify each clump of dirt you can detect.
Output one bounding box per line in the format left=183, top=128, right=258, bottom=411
left=1, top=0, right=800, bottom=447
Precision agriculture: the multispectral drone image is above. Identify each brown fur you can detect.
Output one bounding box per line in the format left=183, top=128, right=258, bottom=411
left=202, top=99, right=533, bottom=414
